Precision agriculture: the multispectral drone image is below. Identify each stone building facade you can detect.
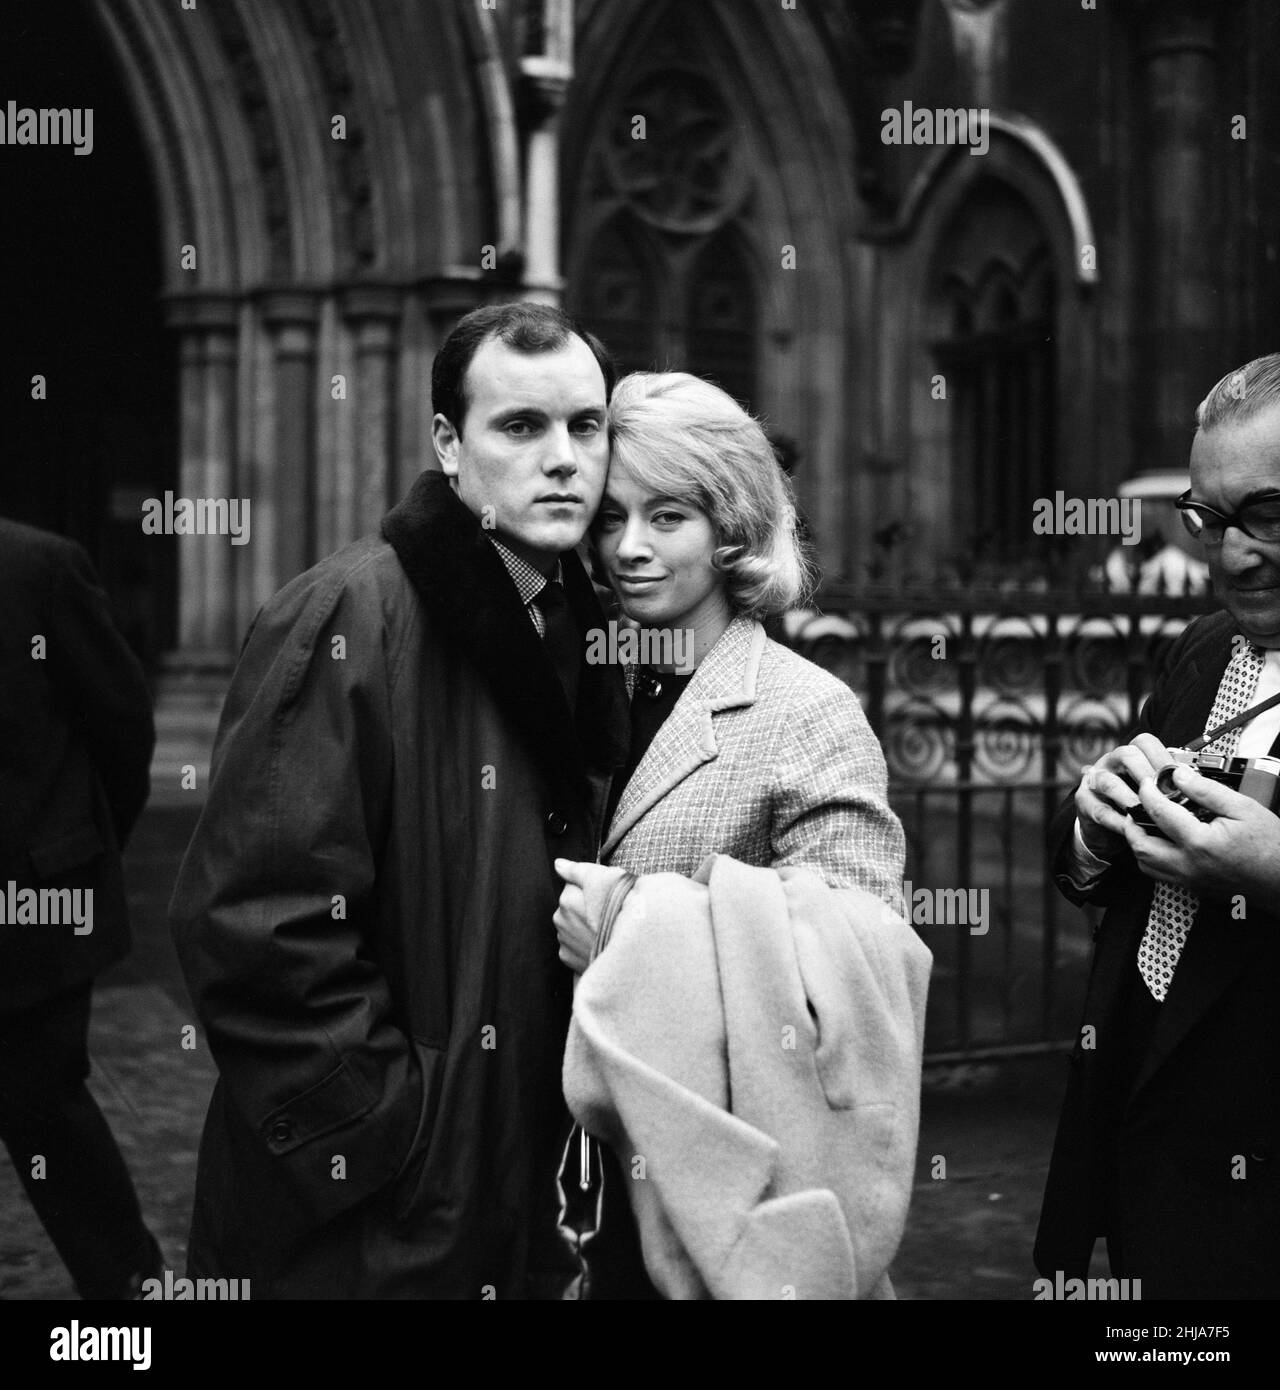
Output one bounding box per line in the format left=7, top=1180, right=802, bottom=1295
left=2, top=0, right=1278, bottom=724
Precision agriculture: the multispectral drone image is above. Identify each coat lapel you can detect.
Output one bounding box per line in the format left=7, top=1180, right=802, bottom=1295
left=600, top=617, right=765, bottom=858
left=381, top=470, right=627, bottom=798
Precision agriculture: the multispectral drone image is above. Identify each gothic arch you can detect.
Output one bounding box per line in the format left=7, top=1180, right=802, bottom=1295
left=887, top=118, right=1100, bottom=577
left=89, top=0, right=499, bottom=290
left=82, top=0, right=497, bottom=668
left=563, top=0, right=865, bottom=572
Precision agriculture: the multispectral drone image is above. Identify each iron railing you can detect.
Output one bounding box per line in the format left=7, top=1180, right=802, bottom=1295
left=787, top=583, right=1218, bottom=1060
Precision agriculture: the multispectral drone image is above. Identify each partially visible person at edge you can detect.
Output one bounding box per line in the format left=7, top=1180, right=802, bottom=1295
left=1037, top=353, right=1280, bottom=1299
left=0, top=518, right=162, bottom=1298
left=552, top=372, right=920, bottom=1297
left=169, top=302, right=629, bottom=1298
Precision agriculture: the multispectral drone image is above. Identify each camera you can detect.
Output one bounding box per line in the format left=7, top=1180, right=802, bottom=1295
left=1126, top=749, right=1280, bottom=834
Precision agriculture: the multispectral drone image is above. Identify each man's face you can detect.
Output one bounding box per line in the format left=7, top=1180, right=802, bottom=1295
left=432, top=336, right=609, bottom=569
left=1189, top=401, right=1280, bottom=648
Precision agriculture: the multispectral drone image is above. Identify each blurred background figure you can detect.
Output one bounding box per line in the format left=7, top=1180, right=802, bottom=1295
left=1099, top=474, right=1211, bottom=595
left=0, top=517, right=161, bottom=1299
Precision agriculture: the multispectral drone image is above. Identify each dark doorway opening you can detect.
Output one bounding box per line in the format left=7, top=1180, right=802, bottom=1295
left=1, top=0, right=176, bottom=673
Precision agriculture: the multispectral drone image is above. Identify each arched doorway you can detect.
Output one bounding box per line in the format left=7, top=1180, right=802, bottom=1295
left=1, top=0, right=176, bottom=674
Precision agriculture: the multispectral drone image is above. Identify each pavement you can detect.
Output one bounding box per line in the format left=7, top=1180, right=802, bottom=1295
left=0, top=801, right=1088, bottom=1302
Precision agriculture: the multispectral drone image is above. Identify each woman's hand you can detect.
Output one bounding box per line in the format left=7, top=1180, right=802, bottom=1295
left=553, top=859, right=635, bottom=974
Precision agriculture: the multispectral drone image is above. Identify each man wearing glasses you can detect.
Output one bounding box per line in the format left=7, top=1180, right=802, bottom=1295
left=1036, top=354, right=1280, bottom=1299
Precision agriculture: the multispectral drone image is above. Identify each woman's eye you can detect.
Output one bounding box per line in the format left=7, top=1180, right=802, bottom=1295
left=595, top=513, right=622, bottom=530
left=653, top=511, right=685, bottom=525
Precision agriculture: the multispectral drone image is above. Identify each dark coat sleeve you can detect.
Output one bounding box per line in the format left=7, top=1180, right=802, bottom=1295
left=169, top=554, right=424, bottom=1228
left=46, top=538, right=155, bottom=848
left=1048, top=617, right=1205, bottom=909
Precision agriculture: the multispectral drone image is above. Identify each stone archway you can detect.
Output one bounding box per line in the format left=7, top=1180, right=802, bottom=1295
left=0, top=0, right=175, bottom=669
left=63, top=0, right=548, bottom=788
left=86, top=0, right=506, bottom=679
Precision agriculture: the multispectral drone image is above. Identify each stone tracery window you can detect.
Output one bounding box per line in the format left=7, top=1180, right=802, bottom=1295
left=570, top=63, right=759, bottom=407
left=687, top=230, right=757, bottom=409
left=601, top=70, right=751, bottom=236
left=577, top=214, right=662, bottom=374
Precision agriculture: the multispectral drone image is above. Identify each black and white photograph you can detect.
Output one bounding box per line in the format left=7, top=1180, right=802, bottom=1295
left=2, top=0, right=1278, bottom=1367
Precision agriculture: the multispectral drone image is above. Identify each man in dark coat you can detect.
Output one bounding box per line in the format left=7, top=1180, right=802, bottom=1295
left=170, top=302, right=629, bottom=1298
left=0, top=518, right=160, bottom=1297
left=1036, top=355, right=1280, bottom=1299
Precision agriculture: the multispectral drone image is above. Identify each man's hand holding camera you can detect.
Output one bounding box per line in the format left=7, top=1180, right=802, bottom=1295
left=1125, top=760, right=1280, bottom=902
left=1077, top=733, right=1172, bottom=861
left=1080, top=732, right=1280, bottom=902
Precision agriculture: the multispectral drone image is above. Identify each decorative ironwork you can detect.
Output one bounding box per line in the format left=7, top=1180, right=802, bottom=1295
left=784, top=582, right=1219, bottom=1059
left=793, top=598, right=1208, bottom=784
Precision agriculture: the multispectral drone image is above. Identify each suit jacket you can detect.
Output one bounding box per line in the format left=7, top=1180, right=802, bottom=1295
left=170, top=470, right=629, bottom=1298
left=0, top=519, right=154, bottom=1012
left=565, top=855, right=930, bottom=1299
left=602, top=616, right=904, bottom=906
left=1035, top=610, right=1280, bottom=1298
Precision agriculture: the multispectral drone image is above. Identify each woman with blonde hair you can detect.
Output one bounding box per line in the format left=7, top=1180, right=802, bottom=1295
left=553, top=373, right=928, bottom=1300
left=559, top=370, right=902, bottom=898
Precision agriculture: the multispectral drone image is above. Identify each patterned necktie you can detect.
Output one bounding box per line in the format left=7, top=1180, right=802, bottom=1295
left=1137, top=639, right=1265, bottom=1000
left=537, top=578, right=580, bottom=712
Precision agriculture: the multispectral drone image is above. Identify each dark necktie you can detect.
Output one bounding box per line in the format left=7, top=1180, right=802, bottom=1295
left=538, top=578, right=580, bottom=712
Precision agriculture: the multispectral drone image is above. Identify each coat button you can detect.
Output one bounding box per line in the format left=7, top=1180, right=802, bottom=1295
left=269, top=1118, right=293, bottom=1144
left=545, top=811, right=568, bottom=836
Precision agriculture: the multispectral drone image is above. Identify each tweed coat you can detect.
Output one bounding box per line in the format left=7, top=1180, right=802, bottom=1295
left=1035, top=610, right=1280, bottom=1298
left=0, top=518, right=154, bottom=1012
left=602, top=616, right=903, bottom=906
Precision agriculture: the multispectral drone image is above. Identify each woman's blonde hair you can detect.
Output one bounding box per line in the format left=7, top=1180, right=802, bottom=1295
left=602, top=372, right=814, bottom=618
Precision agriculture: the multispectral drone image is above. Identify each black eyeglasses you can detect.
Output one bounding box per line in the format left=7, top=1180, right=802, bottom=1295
left=1176, top=489, right=1280, bottom=545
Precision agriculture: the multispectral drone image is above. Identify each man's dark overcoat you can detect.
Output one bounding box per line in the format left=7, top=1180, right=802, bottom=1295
left=171, top=471, right=627, bottom=1298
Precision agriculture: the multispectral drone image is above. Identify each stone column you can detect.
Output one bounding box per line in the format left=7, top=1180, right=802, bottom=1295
left=1132, top=0, right=1232, bottom=472
left=520, top=0, right=573, bottom=303
left=258, top=290, right=320, bottom=584
left=155, top=294, right=240, bottom=800
left=342, top=285, right=403, bottom=533
left=164, top=293, right=240, bottom=669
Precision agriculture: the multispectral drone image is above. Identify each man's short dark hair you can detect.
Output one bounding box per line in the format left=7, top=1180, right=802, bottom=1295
left=431, top=301, right=617, bottom=436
